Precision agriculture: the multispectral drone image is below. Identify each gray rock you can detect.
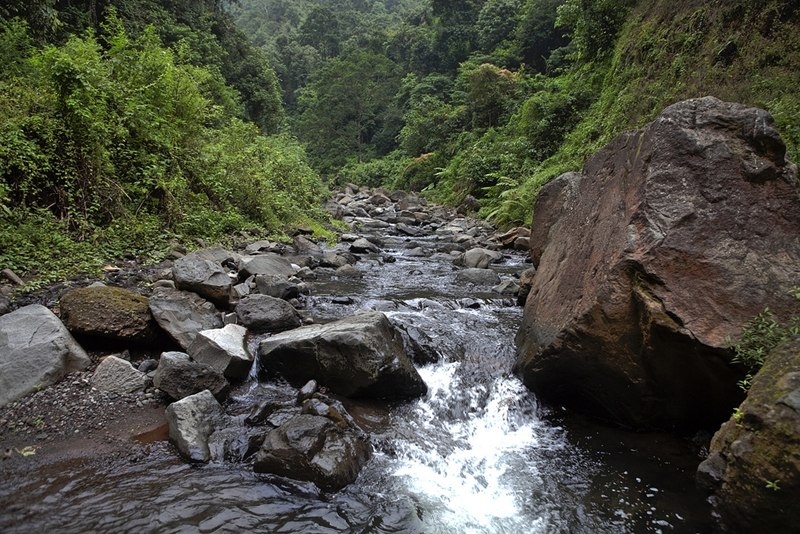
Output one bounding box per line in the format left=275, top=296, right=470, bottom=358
left=148, top=287, right=223, bottom=350
left=492, top=279, right=521, bottom=295
left=336, top=264, right=363, bottom=278
left=173, top=254, right=232, bottom=307
left=0, top=304, right=91, bottom=408
left=165, top=389, right=224, bottom=463
left=259, top=311, right=427, bottom=399
left=457, top=248, right=503, bottom=269
left=153, top=351, right=230, bottom=401
left=253, top=414, right=371, bottom=491
left=238, top=253, right=295, bottom=279
left=293, top=235, right=323, bottom=257
left=188, top=324, right=252, bottom=380
left=0, top=293, right=9, bottom=316
left=235, top=294, right=302, bottom=334
left=254, top=275, right=299, bottom=300
left=350, top=238, right=381, bottom=254
left=456, top=268, right=501, bottom=286
left=91, top=355, right=148, bottom=394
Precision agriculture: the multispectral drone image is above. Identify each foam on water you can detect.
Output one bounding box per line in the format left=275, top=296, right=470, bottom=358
left=383, top=362, right=556, bottom=533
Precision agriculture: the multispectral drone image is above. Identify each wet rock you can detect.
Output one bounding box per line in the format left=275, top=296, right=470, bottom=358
left=697, top=339, right=800, bottom=532
left=253, top=414, right=371, bottom=492
left=394, top=323, right=440, bottom=365
left=456, top=248, right=502, bottom=269
left=297, top=380, right=319, bottom=404
left=165, top=389, right=224, bottom=463
left=456, top=268, right=501, bottom=286
left=292, top=235, right=323, bottom=257
left=208, top=426, right=263, bottom=463
left=516, top=267, right=537, bottom=307
left=91, top=355, right=148, bottom=394
left=148, top=287, right=223, bottom=350
left=59, top=286, right=159, bottom=346
left=336, top=264, right=363, bottom=278
left=492, top=279, right=520, bottom=295
left=319, top=253, right=352, bottom=269
left=350, top=238, right=381, bottom=254
left=515, top=97, right=800, bottom=430
left=0, top=293, right=9, bottom=316
left=254, top=274, right=300, bottom=300
left=235, top=294, right=302, bottom=334
left=259, top=312, right=427, bottom=399
left=173, top=253, right=232, bottom=308
left=238, top=253, right=295, bottom=279
left=0, top=304, right=91, bottom=408
left=188, top=324, right=253, bottom=381
left=153, top=351, right=230, bottom=401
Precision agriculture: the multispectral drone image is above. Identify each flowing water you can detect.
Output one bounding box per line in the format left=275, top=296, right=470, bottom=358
left=0, top=230, right=712, bottom=533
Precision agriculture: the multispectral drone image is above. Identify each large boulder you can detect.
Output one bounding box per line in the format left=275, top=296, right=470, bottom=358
left=515, top=97, right=800, bottom=430
left=235, top=294, right=302, bottom=334
left=148, top=287, right=223, bottom=350
left=153, top=351, right=230, bottom=401
left=259, top=312, right=427, bottom=399
left=253, top=414, right=371, bottom=491
left=59, top=286, right=159, bottom=345
left=697, top=339, right=800, bottom=532
left=187, top=324, right=253, bottom=381
left=165, top=389, right=224, bottom=463
left=173, top=253, right=232, bottom=307
left=238, top=253, right=295, bottom=279
left=0, top=304, right=91, bottom=408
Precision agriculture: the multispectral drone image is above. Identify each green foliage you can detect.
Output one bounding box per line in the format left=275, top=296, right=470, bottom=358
left=0, top=12, right=329, bottom=288
left=730, top=307, right=800, bottom=391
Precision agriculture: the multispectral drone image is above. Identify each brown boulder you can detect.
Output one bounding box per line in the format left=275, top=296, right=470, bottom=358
left=515, top=97, right=800, bottom=430
left=60, top=285, right=159, bottom=346
left=697, top=339, right=800, bottom=532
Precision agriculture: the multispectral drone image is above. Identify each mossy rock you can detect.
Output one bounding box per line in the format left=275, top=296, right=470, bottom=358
left=59, top=285, right=160, bottom=346
left=697, top=338, right=800, bottom=532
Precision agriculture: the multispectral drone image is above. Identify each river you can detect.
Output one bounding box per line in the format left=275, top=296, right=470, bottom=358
left=0, top=220, right=712, bottom=533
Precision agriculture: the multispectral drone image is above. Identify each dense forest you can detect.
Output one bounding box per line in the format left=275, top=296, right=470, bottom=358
left=1, top=0, right=798, bottom=288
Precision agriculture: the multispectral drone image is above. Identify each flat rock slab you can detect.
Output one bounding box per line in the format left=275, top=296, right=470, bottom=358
left=0, top=304, right=91, bottom=408
left=259, top=312, right=427, bottom=399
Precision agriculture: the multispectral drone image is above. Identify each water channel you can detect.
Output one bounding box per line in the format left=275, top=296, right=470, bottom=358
left=0, top=225, right=712, bottom=533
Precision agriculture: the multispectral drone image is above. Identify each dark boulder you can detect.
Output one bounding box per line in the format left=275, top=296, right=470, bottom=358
left=515, top=97, right=800, bottom=430
left=259, top=312, right=427, bottom=399
left=253, top=414, right=371, bottom=492
left=697, top=339, right=800, bottom=532
left=153, top=351, right=230, bottom=401
left=235, top=294, right=302, bottom=334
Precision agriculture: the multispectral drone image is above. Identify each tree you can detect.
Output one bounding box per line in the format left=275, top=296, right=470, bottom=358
left=294, top=49, right=403, bottom=172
